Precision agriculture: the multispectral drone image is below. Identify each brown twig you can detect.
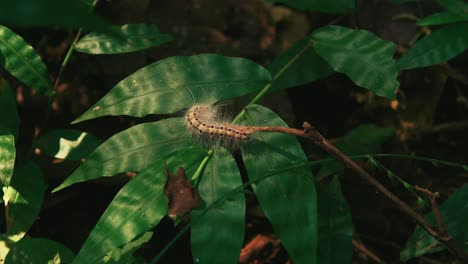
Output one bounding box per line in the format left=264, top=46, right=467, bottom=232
left=251, top=122, right=468, bottom=263
left=415, top=186, right=448, bottom=236
left=352, top=238, right=384, bottom=263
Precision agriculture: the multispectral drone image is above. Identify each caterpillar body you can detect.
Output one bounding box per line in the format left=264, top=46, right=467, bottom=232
left=185, top=104, right=253, bottom=141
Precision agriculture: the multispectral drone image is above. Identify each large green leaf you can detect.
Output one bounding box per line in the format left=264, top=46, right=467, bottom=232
left=317, top=176, right=353, bottom=264
left=0, top=25, right=53, bottom=95
left=317, top=124, right=394, bottom=177
left=397, top=23, right=468, bottom=70
left=73, top=147, right=206, bottom=264
left=0, top=79, right=19, bottom=139
left=400, top=185, right=468, bottom=261
left=3, top=161, right=46, bottom=242
left=191, top=148, right=245, bottom=264
left=418, top=11, right=468, bottom=26
left=269, top=39, right=334, bottom=91
left=0, top=0, right=113, bottom=33
left=0, top=126, right=15, bottom=187
left=35, top=129, right=102, bottom=160
left=312, top=25, right=399, bottom=99
left=75, top=24, right=172, bottom=54
left=241, top=105, right=318, bottom=264
left=4, top=238, right=75, bottom=264
left=72, top=54, right=272, bottom=123
left=53, top=118, right=192, bottom=192
left=266, top=0, right=355, bottom=14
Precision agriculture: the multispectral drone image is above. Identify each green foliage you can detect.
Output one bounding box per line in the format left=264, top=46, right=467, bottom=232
left=35, top=129, right=102, bottom=160
left=53, top=118, right=192, bottom=192
left=317, top=177, right=353, bottom=264
left=0, top=79, right=19, bottom=139
left=75, top=24, right=173, bottom=54
left=241, top=105, right=318, bottom=264
left=397, top=23, right=468, bottom=70
left=436, top=0, right=468, bottom=18
left=3, top=161, right=46, bottom=242
left=72, top=54, right=272, bottom=123
left=268, top=39, right=334, bottom=91
left=400, top=185, right=468, bottom=261
left=0, top=126, right=15, bottom=187
left=0, top=25, right=53, bottom=95
left=72, top=148, right=206, bottom=263
left=311, top=26, right=399, bottom=99
left=318, top=124, right=395, bottom=177
left=2, top=1, right=468, bottom=263
left=266, top=0, right=355, bottom=14
left=4, top=238, right=75, bottom=264
left=0, top=0, right=113, bottom=33
left=417, top=11, right=468, bottom=26
left=191, top=148, right=245, bottom=264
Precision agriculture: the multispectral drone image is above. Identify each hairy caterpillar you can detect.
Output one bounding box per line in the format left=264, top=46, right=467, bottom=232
left=185, top=104, right=252, bottom=142
left=184, top=103, right=298, bottom=149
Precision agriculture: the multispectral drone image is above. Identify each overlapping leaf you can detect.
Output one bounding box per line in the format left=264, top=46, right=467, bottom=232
left=401, top=185, right=468, bottom=261
left=317, top=177, right=353, bottom=264
left=0, top=79, right=19, bottom=139
left=35, top=129, right=102, bottom=160
left=266, top=0, right=355, bottom=13
left=191, top=148, right=245, bottom=264
left=72, top=54, right=272, bottom=123
left=312, top=25, right=399, bottom=99
left=397, top=23, right=468, bottom=70
left=437, top=0, right=468, bottom=18
left=75, top=24, right=172, bottom=54
left=241, top=105, right=318, bottom=264
left=4, top=238, right=75, bottom=264
left=317, top=124, right=394, bottom=177
left=0, top=126, right=15, bottom=187
left=3, top=161, right=46, bottom=242
left=53, top=118, right=192, bottom=192
left=0, top=0, right=113, bottom=33
left=418, top=11, right=468, bottom=26
left=0, top=26, right=53, bottom=95
left=73, top=148, right=206, bottom=264
left=269, top=39, right=334, bottom=91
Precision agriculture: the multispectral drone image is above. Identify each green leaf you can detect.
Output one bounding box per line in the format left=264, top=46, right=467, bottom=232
left=0, top=0, right=113, bottom=33
left=269, top=39, right=334, bottom=91
left=75, top=24, right=173, bottom=54
left=241, top=104, right=318, bottom=264
left=103, top=232, right=152, bottom=264
left=312, top=25, right=399, bottom=99
left=417, top=11, right=468, bottom=26
left=317, top=176, right=353, bottom=264
left=0, top=25, right=53, bottom=95
left=4, top=238, right=75, bottom=264
left=397, top=23, right=468, bottom=70
left=317, top=124, right=394, bottom=177
left=191, top=148, right=245, bottom=264
left=73, top=147, right=206, bottom=264
left=53, top=118, right=192, bottom=192
left=437, top=0, right=468, bottom=18
left=35, top=129, right=102, bottom=160
left=3, top=161, right=46, bottom=241
left=72, top=54, right=272, bottom=123
left=266, top=0, right=355, bottom=14
left=400, top=185, right=468, bottom=261
left=0, top=79, right=19, bottom=139
left=0, top=126, right=15, bottom=187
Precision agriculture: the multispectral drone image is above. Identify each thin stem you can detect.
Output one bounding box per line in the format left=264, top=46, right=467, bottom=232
left=191, top=149, right=213, bottom=182
left=301, top=123, right=468, bottom=262
left=231, top=38, right=315, bottom=124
